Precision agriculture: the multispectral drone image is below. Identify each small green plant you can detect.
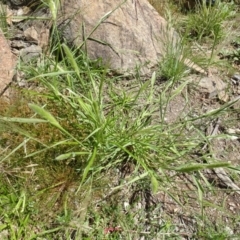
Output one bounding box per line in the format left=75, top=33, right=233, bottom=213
left=158, top=35, right=190, bottom=82
left=0, top=3, right=12, bottom=39
left=186, top=0, right=235, bottom=43
left=0, top=181, right=34, bottom=240
left=157, top=11, right=193, bottom=82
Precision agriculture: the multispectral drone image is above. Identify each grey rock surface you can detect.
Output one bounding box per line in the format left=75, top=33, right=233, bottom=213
left=20, top=45, right=42, bottom=62
left=198, top=75, right=228, bottom=101
left=58, top=0, right=178, bottom=75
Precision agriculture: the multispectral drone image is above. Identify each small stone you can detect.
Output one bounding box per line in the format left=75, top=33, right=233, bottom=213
left=198, top=75, right=228, bottom=101
left=24, top=26, right=39, bottom=43
left=123, top=201, right=129, bottom=210
left=225, top=226, right=234, bottom=236
left=229, top=202, right=236, bottom=207
left=11, top=40, right=29, bottom=49
left=232, top=74, right=240, bottom=83
left=20, top=45, right=42, bottom=62
left=229, top=206, right=235, bottom=212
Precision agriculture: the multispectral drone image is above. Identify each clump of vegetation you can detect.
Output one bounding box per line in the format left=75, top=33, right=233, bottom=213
left=0, top=3, right=11, bottom=38
left=0, top=0, right=240, bottom=239
left=186, top=0, right=235, bottom=43
left=157, top=24, right=191, bottom=82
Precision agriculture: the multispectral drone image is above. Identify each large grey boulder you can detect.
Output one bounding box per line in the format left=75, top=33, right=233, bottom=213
left=59, top=0, right=177, bottom=75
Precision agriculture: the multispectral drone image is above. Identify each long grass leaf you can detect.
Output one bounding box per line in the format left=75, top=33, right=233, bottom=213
left=29, top=104, right=82, bottom=144
left=29, top=104, right=64, bottom=130
left=0, top=117, right=47, bottom=123
left=112, top=172, right=149, bottom=191
left=55, top=152, right=89, bottom=161
left=81, top=146, right=97, bottom=184
left=27, top=71, right=74, bottom=82
left=25, top=139, right=77, bottom=158
left=173, top=162, right=230, bottom=172
left=62, top=44, right=80, bottom=77
left=151, top=175, right=159, bottom=193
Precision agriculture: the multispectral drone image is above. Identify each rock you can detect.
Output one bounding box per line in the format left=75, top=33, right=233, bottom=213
left=58, top=0, right=177, bottom=75
left=14, top=8, right=51, bottom=52
left=231, top=74, right=240, bottom=84
left=20, top=45, right=42, bottom=62
left=9, top=0, right=40, bottom=8
left=198, top=75, right=228, bottom=102
left=0, top=29, right=17, bottom=98
left=24, top=26, right=39, bottom=43
left=11, top=40, right=30, bottom=49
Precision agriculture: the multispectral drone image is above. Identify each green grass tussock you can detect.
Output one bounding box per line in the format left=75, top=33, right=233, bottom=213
left=0, top=0, right=240, bottom=239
